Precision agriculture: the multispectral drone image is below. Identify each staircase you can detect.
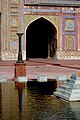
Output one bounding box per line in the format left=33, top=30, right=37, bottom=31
left=54, top=73, right=80, bottom=101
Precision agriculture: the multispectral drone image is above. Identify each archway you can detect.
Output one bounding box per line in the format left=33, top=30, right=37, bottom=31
left=26, top=17, right=57, bottom=59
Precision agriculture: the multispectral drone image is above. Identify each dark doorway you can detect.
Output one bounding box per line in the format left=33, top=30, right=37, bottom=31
left=26, top=17, right=57, bottom=59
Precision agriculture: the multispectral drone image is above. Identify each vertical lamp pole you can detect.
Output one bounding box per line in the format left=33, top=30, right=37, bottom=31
left=17, top=33, right=24, bottom=63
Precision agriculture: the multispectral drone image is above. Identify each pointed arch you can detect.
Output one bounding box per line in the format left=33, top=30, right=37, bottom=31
left=66, top=37, right=74, bottom=50
left=26, top=17, right=57, bottom=59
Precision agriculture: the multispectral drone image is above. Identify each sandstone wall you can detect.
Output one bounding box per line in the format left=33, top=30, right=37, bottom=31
left=0, top=0, right=1, bottom=13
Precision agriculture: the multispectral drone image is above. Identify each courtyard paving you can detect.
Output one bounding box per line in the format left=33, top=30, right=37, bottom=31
left=0, top=59, right=80, bottom=81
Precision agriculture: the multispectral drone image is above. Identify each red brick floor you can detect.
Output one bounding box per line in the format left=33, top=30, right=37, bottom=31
left=0, top=59, right=80, bottom=80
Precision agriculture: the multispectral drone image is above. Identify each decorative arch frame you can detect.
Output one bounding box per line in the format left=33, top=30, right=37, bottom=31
left=24, top=15, right=59, bottom=52
left=66, top=37, right=74, bottom=50
left=24, top=15, right=59, bottom=59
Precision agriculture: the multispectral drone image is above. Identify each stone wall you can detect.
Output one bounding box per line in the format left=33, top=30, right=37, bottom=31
left=1, top=0, right=24, bottom=60
left=0, top=13, right=1, bottom=59
left=0, top=0, right=1, bottom=13
left=0, top=0, right=80, bottom=60
left=0, top=0, right=1, bottom=59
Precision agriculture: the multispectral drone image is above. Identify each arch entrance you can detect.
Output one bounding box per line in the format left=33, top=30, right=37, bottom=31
left=26, top=17, right=57, bottom=59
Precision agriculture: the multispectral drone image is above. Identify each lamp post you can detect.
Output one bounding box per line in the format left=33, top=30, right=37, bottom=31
left=14, top=33, right=26, bottom=79
left=17, top=33, right=24, bottom=63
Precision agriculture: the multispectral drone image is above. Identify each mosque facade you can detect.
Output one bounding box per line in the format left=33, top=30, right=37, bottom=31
left=0, top=0, right=80, bottom=60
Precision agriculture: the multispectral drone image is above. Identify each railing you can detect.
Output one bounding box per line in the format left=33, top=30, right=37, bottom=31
left=25, top=0, right=80, bottom=4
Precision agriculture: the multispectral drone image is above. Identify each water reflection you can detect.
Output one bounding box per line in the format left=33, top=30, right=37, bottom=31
left=0, top=81, right=79, bottom=120
left=70, top=102, right=80, bottom=120
left=26, top=87, right=76, bottom=120
left=15, top=82, right=26, bottom=120
left=0, top=84, right=2, bottom=120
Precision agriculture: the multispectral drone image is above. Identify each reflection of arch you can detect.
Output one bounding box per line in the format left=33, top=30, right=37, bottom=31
left=26, top=17, right=57, bottom=59
left=66, top=37, right=74, bottom=50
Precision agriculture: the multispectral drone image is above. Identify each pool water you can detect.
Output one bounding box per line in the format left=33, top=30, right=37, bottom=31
left=0, top=81, right=80, bottom=120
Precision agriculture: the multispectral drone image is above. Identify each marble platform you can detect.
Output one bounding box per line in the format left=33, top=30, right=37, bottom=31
left=17, top=76, right=28, bottom=83
left=37, top=76, right=47, bottom=82
left=54, top=73, right=80, bottom=101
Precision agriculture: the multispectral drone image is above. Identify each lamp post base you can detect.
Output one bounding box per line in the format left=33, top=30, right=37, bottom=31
left=14, top=63, right=26, bottom=78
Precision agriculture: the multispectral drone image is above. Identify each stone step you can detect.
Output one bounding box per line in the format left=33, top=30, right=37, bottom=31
left=60, top=84, right=72, bottom=92
left=54, top=92, right=69, bottom=101
left=67, top=79, right=75, bottom=84
left=64, top=82, right=74, bottom=88
left=67, top=79, right=80, bottom=84
left=54, top=91, right=80, bottom=101
left=54, top=74, right=80, bottom=101
left=56, top=88, right=71, bottom=97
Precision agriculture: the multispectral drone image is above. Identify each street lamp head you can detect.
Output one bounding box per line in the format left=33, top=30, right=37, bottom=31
left=17, top=33, right=24, bottom=36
